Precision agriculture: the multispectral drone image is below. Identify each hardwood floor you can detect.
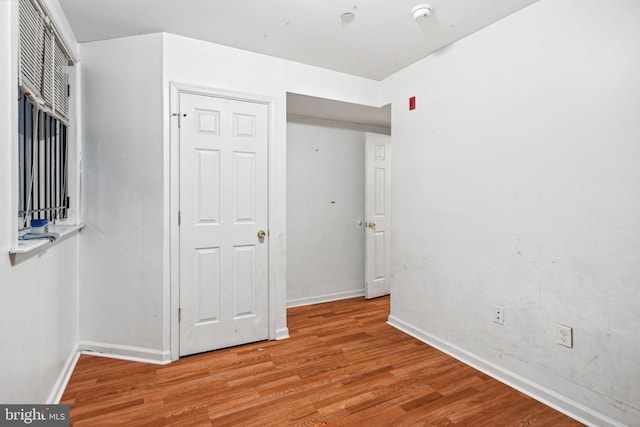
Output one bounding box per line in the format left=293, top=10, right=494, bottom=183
left=61, top=297, right=582, bottom=426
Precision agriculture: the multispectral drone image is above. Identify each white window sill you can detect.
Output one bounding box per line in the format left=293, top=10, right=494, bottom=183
left=9, top=223, right=85, bottom=263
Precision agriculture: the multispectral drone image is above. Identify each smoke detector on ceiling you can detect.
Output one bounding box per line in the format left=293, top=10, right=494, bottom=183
left=411, top=4, right=434, bottom=21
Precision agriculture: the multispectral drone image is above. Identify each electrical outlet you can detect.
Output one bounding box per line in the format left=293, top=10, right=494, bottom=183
left=557, top=324, right=573, bottom=348
left=494, top=306, right=504, bottom=325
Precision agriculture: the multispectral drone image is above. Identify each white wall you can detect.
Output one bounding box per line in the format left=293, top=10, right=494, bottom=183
left=78, top=34, right=167, bottom=361
left=0, top=0, right=17, bottom=251
left=0, top=0, right=80, bottom=403
left=384, top=0, right=640, bottom=425
left=0, top=239, right=80, bottom=403
left=287, top=116, right=375, bottom=306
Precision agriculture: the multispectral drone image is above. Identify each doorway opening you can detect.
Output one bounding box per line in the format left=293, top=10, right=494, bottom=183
left=285, top=93, right=391, bottom=308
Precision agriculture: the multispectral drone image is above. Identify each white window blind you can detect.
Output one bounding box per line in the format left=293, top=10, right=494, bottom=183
left=19, top=0, right=71, bottom=121
left=18, top=0, right=72, bottom=227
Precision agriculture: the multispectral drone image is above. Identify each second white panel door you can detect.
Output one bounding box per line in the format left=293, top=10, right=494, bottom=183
left=364, top=132, right=391, bottom=299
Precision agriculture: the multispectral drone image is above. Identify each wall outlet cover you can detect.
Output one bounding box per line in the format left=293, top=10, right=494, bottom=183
left=558, top=324, right=573, bottom=348
left=494, top=305, right=504, bottom=325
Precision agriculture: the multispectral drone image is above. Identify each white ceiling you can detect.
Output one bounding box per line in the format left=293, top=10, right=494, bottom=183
left=59, top=0, right=540, bottom=81
left=288, top=93, right=392, bottom=129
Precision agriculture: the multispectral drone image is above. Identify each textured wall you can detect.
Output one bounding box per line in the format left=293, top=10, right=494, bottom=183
left=386, top=0, right=640, bottom=424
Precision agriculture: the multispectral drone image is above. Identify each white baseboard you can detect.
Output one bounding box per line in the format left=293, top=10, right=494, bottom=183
left=286, top=289, right=364, bottom=308
left=275, top=327, right=290, bottom=340
left=78, top=341, right=172, bottom=365
left=47, top=344, right=81, bottom=404
left=387, top=315, right=624, bottom=427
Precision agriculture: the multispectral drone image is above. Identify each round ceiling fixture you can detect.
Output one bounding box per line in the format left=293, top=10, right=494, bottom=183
left=341, top=12, right=356, bottom=23
left=411, top=4, right=433, bottom=21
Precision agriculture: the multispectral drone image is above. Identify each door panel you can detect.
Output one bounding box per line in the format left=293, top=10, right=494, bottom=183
left=196, top=247, right=220, bottom=324
left=180, top=93, right=269, bottom=356
left=233, top=245, right=255, bottom=315
left=196, top=149, right=220, bottom=222
left=233, top=152, right=256, bottom=221
left=365, top=133, right=391, bottom=299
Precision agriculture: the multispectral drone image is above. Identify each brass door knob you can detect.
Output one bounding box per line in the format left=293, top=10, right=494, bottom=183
left=367, top=222, right=376, bottom=229
left=257, top=230, right=267, bottom=239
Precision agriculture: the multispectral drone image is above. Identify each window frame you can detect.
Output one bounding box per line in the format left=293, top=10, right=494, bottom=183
left=14, top=0, right=79, bottom=239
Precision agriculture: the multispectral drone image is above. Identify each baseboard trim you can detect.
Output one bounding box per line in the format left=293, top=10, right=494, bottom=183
left=275, top=327, right=290, bottom=340
left=47, top=344, right=81, bottom=404
left=78, top=341, right=172, bottom=365
left=387, top=315, right=623, bottom=427
left=286, top=289, right=364, bottom=308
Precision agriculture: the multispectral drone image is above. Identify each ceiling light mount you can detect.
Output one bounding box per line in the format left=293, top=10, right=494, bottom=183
left=411, top=4, right=433, bottom=21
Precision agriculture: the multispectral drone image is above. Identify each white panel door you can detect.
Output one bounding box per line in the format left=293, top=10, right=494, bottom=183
left=179, top=92, right=269, bottom=356
left=365, top=133, right=391, bottom=299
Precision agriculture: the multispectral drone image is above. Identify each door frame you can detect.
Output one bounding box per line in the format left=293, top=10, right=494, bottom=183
left=169, top=82, right=277, bottom=361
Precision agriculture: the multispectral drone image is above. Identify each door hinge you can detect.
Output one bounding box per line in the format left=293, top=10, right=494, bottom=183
left=171, top=112, right=187, bottom=128
left=178, top=308, right=182, bottom=322
left=178, top=210, right=181, bottom=226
